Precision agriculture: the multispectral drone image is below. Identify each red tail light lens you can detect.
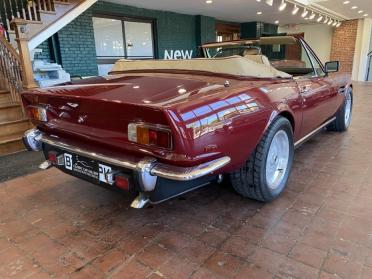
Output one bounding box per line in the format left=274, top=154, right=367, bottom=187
left=115, top=174, right=130, bottom=190
left=128, top=123, right=172, bottom=149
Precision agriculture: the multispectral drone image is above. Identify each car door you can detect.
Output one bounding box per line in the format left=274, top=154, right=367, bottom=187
left=295, top=41, right=337, bottom=138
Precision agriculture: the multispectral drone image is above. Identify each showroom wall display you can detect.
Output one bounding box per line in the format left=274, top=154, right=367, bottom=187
left=34, top=1, right=217, bottom=77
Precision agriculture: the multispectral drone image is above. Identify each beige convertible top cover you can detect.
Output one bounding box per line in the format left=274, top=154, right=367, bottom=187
left=111, top=56, right=292, bottom=79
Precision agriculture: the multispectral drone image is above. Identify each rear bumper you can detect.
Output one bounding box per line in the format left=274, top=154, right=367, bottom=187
left=24, top=129, right=231, bottom=188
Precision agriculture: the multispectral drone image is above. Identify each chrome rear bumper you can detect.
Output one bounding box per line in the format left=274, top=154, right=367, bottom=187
left=24, top=129, right=231, bottom=190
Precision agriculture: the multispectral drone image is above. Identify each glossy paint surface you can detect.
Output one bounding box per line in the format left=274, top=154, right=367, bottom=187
left=21, top=70, right=350, bottom=174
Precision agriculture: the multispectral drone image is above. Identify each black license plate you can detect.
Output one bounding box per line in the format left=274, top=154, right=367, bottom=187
left=63, top=152, right=113, bottom=185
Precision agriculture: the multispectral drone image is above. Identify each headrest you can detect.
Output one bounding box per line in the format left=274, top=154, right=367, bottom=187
left=243, top=48, right=260, bottom=56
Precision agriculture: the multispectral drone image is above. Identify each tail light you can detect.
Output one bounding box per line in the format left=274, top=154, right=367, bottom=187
left=27, top=106, right=48, bottom=122
left=128, top=123, right=172, bottom=149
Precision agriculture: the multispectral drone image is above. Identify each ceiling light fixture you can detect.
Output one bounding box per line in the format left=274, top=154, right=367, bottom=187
left=363, top=14, right=369, bottom=17
left=336, top=22, right=342, bottom=27
left=343, top=0, right=350, bottom=4
left=205, top=0, right=213, bottom=4
left=301, top=8, right=308, bottom=18
left=358, top=10, right=364, bottom=13
left=265, top=0, right=273, bottom=6
left=257, top=11, right=263, bottom=15
left=332, top=21, right=338, bottom=26
left=292, top=5, right=299, bottom=15
left=351, top=6, right=357, bottom=9
left=324, top=17, right=329, bottom=24
left=317, top=15, right=324, bottom=22
left=275, top=20, right=279, bottom=24
left=279, top=0, right=287, bottom=11
left=328, top=19, right=333, bottom=25
left=309, top=12, right=316, bottom=20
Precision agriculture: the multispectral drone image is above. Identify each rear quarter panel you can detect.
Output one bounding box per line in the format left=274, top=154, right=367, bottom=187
left=166, top=78, right=301, bottom=172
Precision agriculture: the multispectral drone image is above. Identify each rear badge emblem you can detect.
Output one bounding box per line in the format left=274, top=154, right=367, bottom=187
left=78, top=115, right=87, bottom=123
left=67, top=102, right=79, bottom=108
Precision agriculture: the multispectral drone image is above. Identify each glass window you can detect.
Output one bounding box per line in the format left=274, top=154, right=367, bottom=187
left=93, top=18, right=124, bottom=58
left=304, top=45, right=325, bottom=77
left=124, top=21, right=154, bottom=59
left=93, top=16, right=155, bottom=76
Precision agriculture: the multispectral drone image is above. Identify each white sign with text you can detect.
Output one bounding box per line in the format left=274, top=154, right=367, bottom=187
left=164, top=50, right=193, bottom=60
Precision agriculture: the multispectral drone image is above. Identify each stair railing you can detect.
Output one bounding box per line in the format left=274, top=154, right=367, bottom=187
left=0, top=35, right=23, bottom=103
left=0, top=0, right=59, bottom=38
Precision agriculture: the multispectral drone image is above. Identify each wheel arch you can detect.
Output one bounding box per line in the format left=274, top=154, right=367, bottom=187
left=277, top=111, right=295, bottom=133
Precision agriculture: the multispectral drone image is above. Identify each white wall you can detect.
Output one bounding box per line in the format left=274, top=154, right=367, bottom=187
left=278, top=23, right=334, bottom=64
left=353, top=18, right=372, bottom=81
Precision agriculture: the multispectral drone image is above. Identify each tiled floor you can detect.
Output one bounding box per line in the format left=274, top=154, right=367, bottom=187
left=1, top=83, right=372, bottom=279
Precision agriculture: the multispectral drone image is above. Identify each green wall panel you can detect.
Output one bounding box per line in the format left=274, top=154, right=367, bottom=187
left=58, top=9, right=98, bottom=76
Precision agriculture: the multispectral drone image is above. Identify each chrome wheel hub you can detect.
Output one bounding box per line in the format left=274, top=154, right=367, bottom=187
left=344, top=90, right=352, bottom=127
left=265, top=130, right=290, bottom=190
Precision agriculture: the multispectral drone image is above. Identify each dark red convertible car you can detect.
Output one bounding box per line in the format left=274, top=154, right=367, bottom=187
left=22, top=36, right=352, bottom=208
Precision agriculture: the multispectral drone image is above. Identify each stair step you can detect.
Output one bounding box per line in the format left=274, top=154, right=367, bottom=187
left=0, top=132, right=26, bottom=156
left=39, top=10, right=57, bottom=15
left=0, top=91, right=11, bottom=104
left=0, top=119, right=31, bottom=137
left=0, top=102, right=23, bottom=122
left=54, top=0, right=70, bottom=4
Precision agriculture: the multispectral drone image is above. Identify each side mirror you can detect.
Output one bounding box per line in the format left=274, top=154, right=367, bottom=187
left=325, top=61, right=340, bottom=73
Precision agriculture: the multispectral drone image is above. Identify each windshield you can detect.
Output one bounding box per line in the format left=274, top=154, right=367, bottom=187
left=202, top=39, right=320, bottom=77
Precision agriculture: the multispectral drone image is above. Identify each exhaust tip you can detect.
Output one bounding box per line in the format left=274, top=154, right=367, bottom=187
left=39, top=161, right=52, bottom=170
left=130, top=192, right=150, bottom=209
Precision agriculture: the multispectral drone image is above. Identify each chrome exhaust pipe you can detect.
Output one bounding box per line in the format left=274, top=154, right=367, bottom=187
left=130, top=192, right=150, bottom=209
left=39, top=161, right=52, bottom=170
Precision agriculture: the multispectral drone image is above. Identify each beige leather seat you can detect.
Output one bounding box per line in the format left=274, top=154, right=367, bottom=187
left=244, top=54, right=272, bottom=67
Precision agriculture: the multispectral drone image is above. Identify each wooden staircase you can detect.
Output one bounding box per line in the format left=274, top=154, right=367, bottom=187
left=0, top=90, right=31, bottom=156
left=0, top=0, right=97, bottom=156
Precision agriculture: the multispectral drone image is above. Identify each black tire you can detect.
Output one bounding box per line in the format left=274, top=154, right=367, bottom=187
left=327, top=87, right=353, bottom=132
left=229, top=117, right=294, bottom=202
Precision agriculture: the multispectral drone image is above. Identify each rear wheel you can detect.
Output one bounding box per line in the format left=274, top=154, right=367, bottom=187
left=327, top=87, right=353, bottom=132
left=230, top=117, right=294, bottom=202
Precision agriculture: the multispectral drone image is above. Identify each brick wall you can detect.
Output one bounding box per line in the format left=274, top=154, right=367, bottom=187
left=330, top=20, right=358, bottom=74
left=58, top=9, right=99, bottom=77
left=34, top=41, right=51, bottom=61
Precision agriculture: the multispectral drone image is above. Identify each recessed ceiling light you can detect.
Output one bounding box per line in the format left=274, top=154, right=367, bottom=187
left=301, top=8, right=308, bottom=18
left=358, top=10, right=363, bottom=13
left=257, top=11, right=263, bottom=15
left=292, top=5, right=299, bottom=15
left=343, top=0, right=350, bottom=4
left=363, top=14, right=369, bottom=17
left=256, top=0, right=261, bottom=2
left=275, top=20, right=279, bottom=24
left=206, top=0, right=213, bottom=4
left=351, top=6, right=357, bottom=9
left=279, top=0, right=287, bottom=11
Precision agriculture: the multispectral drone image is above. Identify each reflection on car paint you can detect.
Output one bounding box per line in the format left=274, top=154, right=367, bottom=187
left=183, top=93, right=262, bottom=139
